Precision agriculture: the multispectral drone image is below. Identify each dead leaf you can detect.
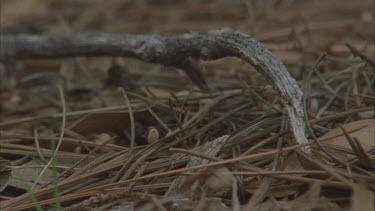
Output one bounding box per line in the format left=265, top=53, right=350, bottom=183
left=319, top=119, right=374, bottom=151
left=351, top=183, right=375, bottom=211
left=10, top=158, right=53, bottom=190
left=10, top=155, right=85, bottom=190
left=0, top=160, right=12, bottom=192
left=69, top=110, right=146, bottom=136
left=313, top=119, right=375, bottom=163
left=144, top=86, right=171, bottom=98
left=281, top=151, right=305, bottom=172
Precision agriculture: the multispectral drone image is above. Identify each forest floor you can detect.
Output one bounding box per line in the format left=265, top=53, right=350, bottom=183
left=0, top=0, right=374, bottom=210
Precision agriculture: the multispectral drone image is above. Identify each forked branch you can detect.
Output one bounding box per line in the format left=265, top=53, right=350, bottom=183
left=0, top=28, right=308, bottom=151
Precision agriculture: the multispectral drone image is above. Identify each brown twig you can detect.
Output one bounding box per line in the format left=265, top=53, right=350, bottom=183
left=0, top=29, right=307, bottom=149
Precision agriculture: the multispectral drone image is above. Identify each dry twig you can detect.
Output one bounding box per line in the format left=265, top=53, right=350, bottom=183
left=0, top=29, right=307, bottom=150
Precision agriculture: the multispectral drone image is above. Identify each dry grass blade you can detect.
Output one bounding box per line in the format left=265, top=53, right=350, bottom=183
left=31, top=85, right=66, bottom=190
left=112, top=89, right=136, bottom=182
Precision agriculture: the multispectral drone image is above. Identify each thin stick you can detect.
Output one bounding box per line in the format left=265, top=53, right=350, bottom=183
left=121, top=89, right=135, bottom=155
left=33, top=128, right=48, bottom=163
left=112, top=89, right=136, bottom=182
left=31, top=85, right=66, bottom=190
left=303, top=53, right=342, bottom=161
left=240, top=77, right=283, bottom=113
left=146, top=105, right=171, bottom=133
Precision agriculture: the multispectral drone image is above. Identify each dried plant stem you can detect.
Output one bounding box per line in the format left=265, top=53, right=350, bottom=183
left=33, top=128, right=48, bottom=163
left=31, top=85, right=66, bottom=190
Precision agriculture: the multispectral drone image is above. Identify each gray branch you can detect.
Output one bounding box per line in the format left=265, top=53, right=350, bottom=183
left=0, top=28, right=308, bottom=151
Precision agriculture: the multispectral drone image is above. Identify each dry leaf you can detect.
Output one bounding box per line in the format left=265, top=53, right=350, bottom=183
left=351, top=183, right=375, bottom=211
left=69, top=110, right=146, bottom=136
left=281, top=151, right=305, bottom=172
left=0, top=160, right=12, bottom=192
left=10, top=158, right=53, bottom=190
left=144, top=86, right=171, bottom=98
left=313, top=119, right=375, bottom=163
left=319, top=119, right=374, bottom=151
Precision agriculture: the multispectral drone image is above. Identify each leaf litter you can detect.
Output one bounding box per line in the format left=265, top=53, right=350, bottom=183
left=0, top=0, right=374, bottom=210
